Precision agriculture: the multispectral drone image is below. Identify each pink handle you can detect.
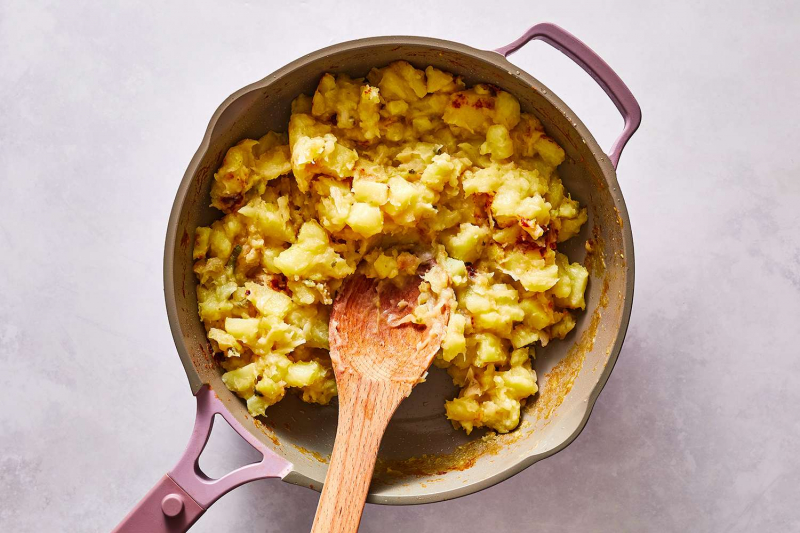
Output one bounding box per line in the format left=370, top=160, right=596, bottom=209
left=113, top=385, right=292, bottom=533
left=495, top=23, right=642, bottom=168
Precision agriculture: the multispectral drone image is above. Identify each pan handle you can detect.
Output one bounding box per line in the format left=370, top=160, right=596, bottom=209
left=112, top=385, right=292, bottom=533
left=495, top=23, right=641, bottom=168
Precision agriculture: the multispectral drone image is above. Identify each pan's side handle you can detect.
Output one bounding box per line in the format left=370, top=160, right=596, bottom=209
left=495, top=23, right=642, bottom=168
left=112, top=385, right=292, bottom=533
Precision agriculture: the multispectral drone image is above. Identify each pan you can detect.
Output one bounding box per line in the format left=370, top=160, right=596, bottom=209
left=114, top=22, right=640, bottom=532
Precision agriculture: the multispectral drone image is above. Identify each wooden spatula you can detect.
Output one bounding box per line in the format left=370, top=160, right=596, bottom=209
left=310, top=272, right=450, bottom=533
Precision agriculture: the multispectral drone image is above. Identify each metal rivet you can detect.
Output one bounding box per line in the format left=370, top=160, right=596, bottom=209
left=161, top=494, right=184, bottom=517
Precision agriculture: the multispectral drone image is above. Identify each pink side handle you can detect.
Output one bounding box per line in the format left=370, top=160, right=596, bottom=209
left=113, top=385, right=292, bottom=533
left=495, top=23, right=642, bottom=168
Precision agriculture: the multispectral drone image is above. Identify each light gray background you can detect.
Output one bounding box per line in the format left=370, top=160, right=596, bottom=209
left=1, top=0, right=799, bottom=531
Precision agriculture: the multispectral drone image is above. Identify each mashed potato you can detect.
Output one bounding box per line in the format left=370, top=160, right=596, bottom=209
left=193, top=61, right=589, bottom=434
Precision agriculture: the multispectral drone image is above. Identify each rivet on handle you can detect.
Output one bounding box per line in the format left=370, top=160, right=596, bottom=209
left=161, top=494, right=185, bottom=517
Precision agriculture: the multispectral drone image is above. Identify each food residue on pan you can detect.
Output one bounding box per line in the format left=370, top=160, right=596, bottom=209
left=373, top=430, right=512, bottom=482
left=253, top=418, right=282, bottom=447
left=292, top=444, right=329, bottom=464
left=583, top=225, right=606, bottom=278
left=614, top=206, right=624, bottom=229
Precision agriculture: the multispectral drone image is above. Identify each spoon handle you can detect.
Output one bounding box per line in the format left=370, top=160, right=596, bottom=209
left=311, top=377, right=408, bottom=533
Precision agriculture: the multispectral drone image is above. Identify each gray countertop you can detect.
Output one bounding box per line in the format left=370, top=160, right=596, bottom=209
left=1, top=1, right=799, bottom=531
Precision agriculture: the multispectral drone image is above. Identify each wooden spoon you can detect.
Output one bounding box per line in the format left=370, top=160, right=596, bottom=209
left=310, top=272, right=450, bottom=533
